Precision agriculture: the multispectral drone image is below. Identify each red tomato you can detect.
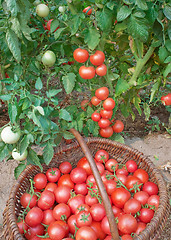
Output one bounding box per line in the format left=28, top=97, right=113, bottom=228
left=133, top=169, right=149, bottom=184
left=139, top=208, right=154, bottom=223
left=101, top=216, right=111, bottom=235
left=118, top=214, right=138, bottom=234
left=142, top=181, right=159, bottom=196
left=67, top=214, right=78, bottom=234
left=90, top=203, right=105, bottom=221
left=114, top=174, right=127, bottom=185
left=101, top=170, right=113, bottom=184
left=105, top=179, right=117, bottom=195
left=76, top=226, right=97, bottom=240
left=96, top=64, right=107, bottom=76
left=25, top=207, right=43, bottom=227
left=54, top=220, right=69, bottom=237
left=58, top=174, right=74, bottom=189
left=33, top=173, right=47, bottom=190
left=95, top=149, right=109, bottom=163
left=77, top=156, right=92, bottom=175
left=105, top=158, right=118, bottom=172
left=38, top=190, right=55, bottom=210
left=42, top=209, right=55, bottom=225
left=112, top=120, right=124, bottom=133
left=100, top=109, right=113, bottom=119
left=74, top=183, right=88, bottom=195
left=91, top=96, right=101, bottom=106
left=79, top=66, right=96, bottom=79
left=73, top=48, right=89, bottom=63
left=90, top=221, right=106, bottom=240
left=121, top=235, right=133, bottom=240
left=46, top=168, right=61, bottom=182
left=68, top=194, right=85, bottom=214
left=135, top=222, right=146, bottom=235
left=161, top=93, right=171, bottom=106
left=104, top=236, right=112, bottom=240
left=45, top=182, right=58, bottom=193
left=53, top=203, right=71, bottom=221
left=70, top=167, right=87, bottom=184
left=125, top=160, right=137, bottom=173
left=111, top=187, right=131, bottom=208
left=90, top=50, right=105, bottom=66
left=54, top=185, right=71, bottom=204
left=83, top=6, right=92, bottom=15
left=85, top=193, right=98, bottom=206
left=124, top=198, right=141, bottom=215
left=116, top=166, right=128, bottom=176
left=103, top=98, right=115, bottom=111
left=48, top=221, right=66, bottom=240
left=25, top=224, right=44, bottom=240
left=99, top=126, right=113, bottom=138
left=17, top=220, right=28, bottom=234
left=98, top=118, right=111, bottom=128
left=95, top=87, right=109, bottom=100
left=47, top=19, right=59, bottom=32
left=126, top=175, right=143, bottom=193
left=76, top=210, right=92, bottom=227
left=96, top=162, right=105, bottom=175
left=81, top=99, right=92, bottom=111
left=91, top=111, right=101, bottom=122
left=20, top=193, right=37, bottom=209
left=86, top=174, right=96, bottom=185
left=75, top=204, right=90, bottom=215
left=112, top=205, right=122, bottom=217
left=59, top=161, right=72, bottom=174
left=147, top=195, right=160, bottom=209
left=133, top=191, right=149, bottom=205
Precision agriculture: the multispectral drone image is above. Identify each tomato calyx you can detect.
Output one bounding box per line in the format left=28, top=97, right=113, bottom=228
left=129, top=182, right=143, bottom=193
left=142, top=203, right=156, bottom=211
left=49, top=168, right=57, bottom=176
left=80, top=212, right=91, bottom=223
left=87, top=180, right=102, bottom=204
left=60, top=214, right=67, bottom=222
left=77, top=205, right=86, bottom=212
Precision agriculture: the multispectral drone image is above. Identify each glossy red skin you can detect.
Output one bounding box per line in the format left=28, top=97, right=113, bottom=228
left=105, top=179, right=117, bottom=195
left=55, top=220, right=69, bottom=237
left=95, top=87, right=109, bottom=100
left=67, top=214, right=78, bottom=234
left=124, top=198, right=141, bottom=215
left=30, top=236, right=43, bottom=240
left=101, top=170, right=113, bottom=184
left=118, top=214, right=138, bottom=234
left=91, top=96, right=101, bottom=106
left=45, top=182, right=58, bottom=193
left=161, top=93, right=171, bottom=105
left=111, top=187, right=131, bottom=208
left=38, top=190, right=55, bottom=210
left=25, top=207, right=43, bottom=227
left=79, top=66, right=96, bottom=79
left=91, top=112, right=101, bottom=122
left=139, top=208, right=154, bottom=223
left=58, top=174, right=74, bottom=189
left=54, top=185, right=71, bottom=204
left=104, top=236, right=112, bottom=240
left=70, top=167, right=87, bottom=184
left=103, top=98, right=115, bottom=111
left=114, top=174, right=127, bottom=185
left=91, top=221, right=106, bottom=240
left=135, top=222, right=146, bottom=235
left=105, top=158, right=118, bottom=172
left=96, top=162, right=105, bottom=175
left=147, top=195, right=160, bottom=209
left=101, top=216, right=111, bottom=235
left=90, top=50, right=105, bottom=66
left=75, top=183, right=88, bottom=195
left=112, top=120, right=124, bottom=133
left=48, top=221, right=66, bottom=240
left=73, top=48, right=89, bottom=63
left=76, top=226, right=97, bottom=240
left=76, top=210, right=92, bottom=227
left=75, top=204, right=90, bottom=215
left=25, top=224, right=44, bottom=240
left=96, top=64, right=107, bottom=76
left=95, top=149, right=109, bottom=163
left=33, top=173, right=47, bottom=190
left=90, top=203, right=105, bottom=221
left=20, top=193, right=37, bottom=209
left=68, top=194, right=85, bottom=214
left=53, top=203, right=71, bottom=221
left=59, top=161, right=72, bottom=174
left=112, top=205, right=122, bottom=217
left=42, top=209, right=55, bottom=225
left=77, top=157, right=92, bottom=175
left=99, top=126, right=114, bottom=138
left=98, top=118, right=111, bottom=128
left=142, top=181, right=159, bottom=195
left=133, top=191, right=149, bottom=205
left=85, top=193, right=98, bottom=206
left=125, top=160, right=138, bottom=173
left=121, top=235, right=133, bottom=240
left=83, top=6, right=92, bottom=15
left=46, top=168, right=61, bottom=182
left=86, top=174, right=96, bottom=185
left=17, top=220, right=28, bottom=234
left=133, top=169, right=149, bottom=184
left=100, top=109, right=113, bottom=119
left=126, top=175, right=143, bottom=193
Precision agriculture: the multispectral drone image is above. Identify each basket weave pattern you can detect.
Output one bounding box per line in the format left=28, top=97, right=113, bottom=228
left=3, top=137, right=170, bottom=240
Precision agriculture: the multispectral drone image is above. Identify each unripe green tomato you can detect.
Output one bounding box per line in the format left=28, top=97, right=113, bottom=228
left=58, top=6, right=65, bottom=13
left=12, top=148, right=28, bottom=161
left=1, top=126, right=20, bottom=144
left=36, top=4, right=49, bottom=17
left=42, top=50, right=56, bottom=67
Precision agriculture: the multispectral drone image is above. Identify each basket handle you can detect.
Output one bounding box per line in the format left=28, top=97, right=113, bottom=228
left=69, top=128, right=120, bottom=240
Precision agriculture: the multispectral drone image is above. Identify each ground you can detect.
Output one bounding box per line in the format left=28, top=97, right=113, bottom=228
left=0, top=105, right=170, bottom=239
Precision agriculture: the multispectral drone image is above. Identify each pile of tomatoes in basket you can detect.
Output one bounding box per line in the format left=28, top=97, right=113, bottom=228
left=17, top=149, right=160, bottom=240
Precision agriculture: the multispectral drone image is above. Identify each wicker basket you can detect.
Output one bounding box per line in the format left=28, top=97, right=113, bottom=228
left=3, top=134, right=170, bottom=240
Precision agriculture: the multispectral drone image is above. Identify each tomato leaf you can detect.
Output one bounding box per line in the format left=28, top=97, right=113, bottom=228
left=132, top=95, right=142, bottom=115
left=110, top=133, right=125, bottom=143
left=143, top=103, right=151, bottom=121
left=50, top=19, right=59, bottom=33
left=96, top=8, right=113, bottom=32
left=19, top=135, right=31, bottom=155
left=35, top=77, right=43, bottom=90
left=0, top=143, right=10, bottom=162
left=135, top=0, right=148, bottom=10
left=150, top=78, right=161, bottom=103
left=163, top=62, right=171, bottom=77
left=8, top=102, right=17, bottom=124
left=70, top=15, right=82, bottom=36
left=59, top=109, right=72, bottom=121
left=14, top=163, right=26, bottom=179
left=117, top=6, right=132, bottom=22
left=158, top=46, right=168, bottom=63
left=43, top=142, right=54, bottom=165
left=163, top=3, right=171, bottom=20
left=84, top=28, right=100, bottom=50
left=54, top=28, right=66, bottom=39
left=5, top=0, right=18, bottom=17
left=115, top=78, right=129, bottom=96
left=6, top=29, right=21, bottom=62
left=62, top=73, right=76, bottom=94
left=27, top=148, right=43, bottom=171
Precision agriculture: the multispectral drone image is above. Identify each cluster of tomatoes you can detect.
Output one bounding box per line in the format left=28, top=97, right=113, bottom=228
left=17, top=149, right=159, bottom=240
left=73, top=48, right=107, bottom=80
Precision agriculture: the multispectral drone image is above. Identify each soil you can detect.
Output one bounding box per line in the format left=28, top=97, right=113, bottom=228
left=0, top=104, right=170, bottom=239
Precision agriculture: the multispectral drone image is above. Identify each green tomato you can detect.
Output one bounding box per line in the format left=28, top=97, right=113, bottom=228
left=1, top=126, right=20, bottom=144
left=36, top=4, right=49, bottom=17
left=58, top=6, right=65, bottom=13
left=12, top=148, right=28, bottom=161
left=42, top=50, right=56, bottom=67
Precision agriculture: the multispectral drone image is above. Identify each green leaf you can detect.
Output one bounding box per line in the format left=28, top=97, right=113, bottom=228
left=5, top=0, right=18, bottom=17
left=133, top=11, right=146, bottom=19
left=150, top=78, right=161, bottom=103
left=0, top=94, right=11, bottom=101
left=165, top=40, right=171, bottom=52
left=158, top=46, right=168, bottom=63
left=143, top=103, right=150, bottom=121
left=8, top=103, right=17, bottom=124
left=46, top=89, right=62, bottom=98
left=6, top=29, right=21, bottom=62
left=11, top=17, right=22, bottom=39
left=111, top=133, right=125, bottom=143
left=35, top=77, right=43, bottom=90
left=77, top=120, right=83, bottom=132
left=168, top=24, right=171, bottom=40
left=19, top=21, right=33, bottom=41
left=117, top=6, right=132, bottom=22
left=63, top=131, right=75, bottom=140
left=132, top=95, right=142, bottom=115
left=50, top=19, right=59, bottom=33
left=163, top=62, right=171, bottom=78
left=43, top=142, right=54, bottom=166
left=135, top=0, right=148, bottom=10
left=20, top=135, right=30, bottom=155
left=0, top=144, right=10, bottom=162
left=164, top=56, right=171, bottom=63
left=59, top=109, right=72, bottom=121
left=115, top=22, right=127, bottom=32
left=115, top=78, right=130, bottom=96
left=27, top=148, right=43, bottom=171
left=86, top=106, right=94, bottom=118
left=84, top=28, right=100, bottom=50
left=70, top=15, right=81, bottom=35
left=62, top=73, right=76, bottom=94
left=54, top=28, right=66, bottom=40
left=87, top=119, right=96, bottom=134
left=14, top=163, right=26, bottom=179
left=120, top=103, right=130, bottom=118
left=96, top=8, right=113, bottom=32
left=163, top=4, right=171, bottom=20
